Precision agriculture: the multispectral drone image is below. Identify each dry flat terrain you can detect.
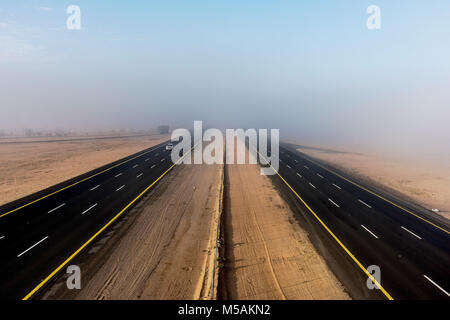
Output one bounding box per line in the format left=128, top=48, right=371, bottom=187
left=296, top=146, right=450, bottom=220
left=221, top=143, right=349, bottom=300
left=0, top=134, right=168, bottom=206
left=43, top=159, right=223, bottom=300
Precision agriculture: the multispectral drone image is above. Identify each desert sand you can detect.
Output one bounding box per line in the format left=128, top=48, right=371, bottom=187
left=42, top=156, right=223, bottom=300
left=0, top=134, right=168, bottom=206
left=295, top=145, right=450, bottom=220
left=221, top=142, right=349, bottom=300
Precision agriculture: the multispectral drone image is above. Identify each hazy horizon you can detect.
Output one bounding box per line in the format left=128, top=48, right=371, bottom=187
left=1, top=1, right=449, bottom=163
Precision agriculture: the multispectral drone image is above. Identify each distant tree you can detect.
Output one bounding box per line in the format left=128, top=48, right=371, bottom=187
left=157, top=125, right=169, bottom=134
left=25, top=128, right=35, bottom=137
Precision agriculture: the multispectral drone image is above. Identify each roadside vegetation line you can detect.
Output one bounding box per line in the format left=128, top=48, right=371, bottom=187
left=361, top=225, right=379, bottom=239
left=297, top=152, right=450, bottom=235
left=423, top=275, right=450, bottom=297
left=17, top=237, right=49, bottom=258
left=253, top=146, right=394, bottom=300
left=0, top=143, right=167, bottom=219
left=22, top=142, right=199, bottom=300
left=401, top=226, right=422, bottom=240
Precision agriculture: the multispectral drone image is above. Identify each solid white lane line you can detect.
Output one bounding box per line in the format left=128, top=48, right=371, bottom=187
left=361, top=225, right=378, bottom=239
left=328, top=198, right=340, bottom=208
left=82, top=203, right=98, bottom=215
left=48, top=203, right=65, bottom=214
left=296, top=172, right=302, bottom=178
left=145, top=158, right=150, bottom=162
left=304, top=165, right=309, bottom=169
left=309, top=183, right=316, bottom=189
left=89, top=185, right=100, bottom=191
left=132, top=164, right=139, bottom=168
left=332, top=183, right=342, bottom=190
left=358, top=199, right=372, bottom=208
left=151, top=165, right=156, bottom=169
left=286, top=165, right=291, bottom=169
left=136, top=173, right=143, bottom=178
left=115, top=173, right=123, bottom=178
left=401, top=226, right=422, bottom=240
left=317, top=173, right=324, bottom=178
left=17, top=236, right=48, bottom=257
left=423, top=275, right=450, bottom=297
left=116, top=185, right=125, bottom=192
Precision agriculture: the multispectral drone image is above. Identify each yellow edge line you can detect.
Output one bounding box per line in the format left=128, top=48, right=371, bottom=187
left=296, top=150, right=449, bottom=235
left=22, top=143, right=197, bottom=300
left=0, top=143, right=166, bottom=219
left=255, top=147, right=394, bottom=300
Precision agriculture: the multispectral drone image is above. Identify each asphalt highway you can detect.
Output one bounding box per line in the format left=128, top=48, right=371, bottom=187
left=0, top=141, right=179, bottom=299
left=271, top=144, right=450, bottom=299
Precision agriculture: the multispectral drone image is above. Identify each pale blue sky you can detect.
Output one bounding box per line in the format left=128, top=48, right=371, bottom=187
left=1, top=1, right=449, bottom=159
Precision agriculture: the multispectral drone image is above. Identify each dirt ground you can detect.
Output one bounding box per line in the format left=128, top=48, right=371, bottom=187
left=221, top=142, right=349, bottom=300
left=42, top=158, right=223, bottom=300
left=0, top=134, right=168, bottom=206
left=296, top=146, right=450, bottom=220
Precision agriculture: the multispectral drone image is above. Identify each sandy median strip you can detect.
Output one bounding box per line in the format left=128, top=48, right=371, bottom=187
left=221, top=143, right=349, bottom=300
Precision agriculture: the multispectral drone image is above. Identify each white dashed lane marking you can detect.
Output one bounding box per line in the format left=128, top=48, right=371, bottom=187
left=361, top=225, right=378, bottom=239
left=401, top=226, right=422, bottom=240
left=89, top=185, right=100, bottom=191
left=17, top=236, right=49, bottom=258
left=328, top=198, right=340, bottom=208
left=82, top=203, right=98, bottom=215
left=358, top=199, right=372, bottom=208
left=332, top=183, right=342, bottom=190
left=423, top=275, right=450, bottom=297
left=116, top=185, right=125, bottom=192
left=48, top=203, right=65, bottom=214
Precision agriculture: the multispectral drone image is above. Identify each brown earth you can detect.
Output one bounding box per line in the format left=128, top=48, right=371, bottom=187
left=0, top=134, right=168, bottom=206
left=41, top=157, right=223, bottom=300
left=221, top=141, right=349, bottom=300
left=296, top=146, right=450, bottom=220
